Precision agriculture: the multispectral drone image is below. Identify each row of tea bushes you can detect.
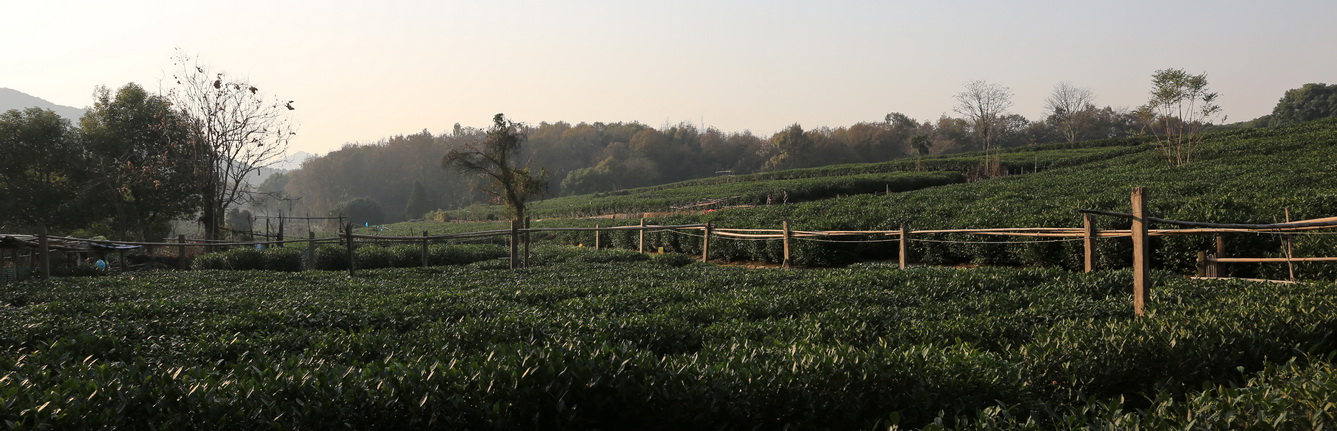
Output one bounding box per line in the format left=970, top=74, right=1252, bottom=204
left=3, top=263, right=1337, bottom=428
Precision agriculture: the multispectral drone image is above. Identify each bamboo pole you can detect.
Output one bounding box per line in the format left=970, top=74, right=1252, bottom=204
left=1213, top=257, right=1337, bottom=263
left=1131, top=187, right=1149, bottom=317
left=638, top=218, right=646, bottom=254
left=1083, top=212, right=1097, bottom=272
left=1285, top=208, right=1296, bottom=281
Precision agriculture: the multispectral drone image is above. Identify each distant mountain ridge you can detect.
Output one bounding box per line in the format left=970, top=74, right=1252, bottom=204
left=0, top=88, right=86, bottom=122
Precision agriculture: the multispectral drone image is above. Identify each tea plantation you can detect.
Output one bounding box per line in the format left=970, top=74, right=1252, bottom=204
left=3, top=247, right=1337, bottom=429
left=387, top=119, right=1337, bottom=278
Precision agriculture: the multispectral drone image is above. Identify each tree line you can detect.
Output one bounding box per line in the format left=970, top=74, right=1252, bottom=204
left=281, top=81, right=1153, bottom=225
left=4, top=60, right=1336, bottom=239
left=0, top=51, right=296, bottom=241
left=257, top=78, right=1337, bottom=227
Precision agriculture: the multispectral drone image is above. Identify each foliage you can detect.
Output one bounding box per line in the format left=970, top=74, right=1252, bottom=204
left=308, top=243, right=508, bottom=271
left=80, top=83, right=201, bottom=241
left=443, top=114, right=547, bottom=223
left=760, top=124, right=814, bottom=171
left=3, top=263, right=1337, bottom=429
left=422, top=139, right=1145, bottom=222
left=392, top=120, right=1337, bottom=277
left=191, top=246, right=303, bottom=271
left=1268, top=82, right=1337, bottom=126
left=403, top=181, right=430, bottom=220
left=0, top=107, right=86, bottom=231
left=1137, top=68, right=1223, bottom=166
left=332, top=197, right=386, bottom=226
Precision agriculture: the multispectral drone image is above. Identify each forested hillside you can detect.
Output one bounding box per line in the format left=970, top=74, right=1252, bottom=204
left=281, top=109, right=1145, bottom=223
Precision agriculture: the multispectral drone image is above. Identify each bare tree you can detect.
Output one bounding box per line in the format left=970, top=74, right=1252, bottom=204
left=1045, top=82, right=1096, bottom=144
left=1136, top=68, right=1222, bottom=166
left=953, top=80, right=1014, bottom=152
left=165, top=50, right=297, bottom=241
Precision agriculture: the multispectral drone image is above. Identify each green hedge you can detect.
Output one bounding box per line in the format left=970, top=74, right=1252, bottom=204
left=191, top=247, right=303, bottom=272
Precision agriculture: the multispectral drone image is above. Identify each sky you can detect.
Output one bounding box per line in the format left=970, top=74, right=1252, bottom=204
left=4, top=0, right=1335, bottom=156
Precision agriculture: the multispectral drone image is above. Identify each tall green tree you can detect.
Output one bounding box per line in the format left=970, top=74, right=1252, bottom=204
left=81, top=83, right=201, bottom=240
left=0, top=108, right=87, bottom=232
left=761, top=124, right=814, bottom=171
left=1268, top=83, right=1337, bottom=126
left=404, top=180, right=429, bottom=220
left=1137, top=68, right=1222, bottom=166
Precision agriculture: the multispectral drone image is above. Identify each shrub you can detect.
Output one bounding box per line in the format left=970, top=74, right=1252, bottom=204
left=651, top=252, right=698, bottom=267
left=313, top=245, right=349, bottom=271
left=191, top=247, right=264, bottom=270
left=429, top=244, right=509, bottom=265
left=262, top=247, right=304, bottom=272
left=354, top=246, right=393, bottom=269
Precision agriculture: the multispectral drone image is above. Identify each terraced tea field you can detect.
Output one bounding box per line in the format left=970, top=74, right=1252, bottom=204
left=3, top=247, right=1337, bottom=429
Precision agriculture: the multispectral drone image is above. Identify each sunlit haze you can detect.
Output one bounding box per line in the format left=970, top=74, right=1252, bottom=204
left=5, top=0, right=1335, bottom=155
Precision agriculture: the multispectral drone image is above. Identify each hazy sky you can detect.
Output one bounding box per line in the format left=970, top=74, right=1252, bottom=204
left=5, top=0, right=1334, bottom=155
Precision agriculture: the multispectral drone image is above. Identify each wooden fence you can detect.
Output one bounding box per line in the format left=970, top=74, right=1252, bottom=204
left=6, top=187, right=1337, bottom=316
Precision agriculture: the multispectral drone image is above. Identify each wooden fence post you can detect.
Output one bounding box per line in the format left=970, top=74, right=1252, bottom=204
left=524, top=217, right=531, bottom=268
left=701, top=223, right=713, bottom=263
left=178, top=235, right=187, bottom=270
left=782, top=220, right=792, bottom=269
left=1213, top=235, right=1225, bottom=277
left=898, top=224, right=910, bottom=270
left=1203, top=250, right=1213, bottom=278
left=1284, top=208, right=1296, bottom=281
left=345, top=223, right=356, bottom=276
left=594, top=224, right=601, bottom=250
left=307, top=231, right=316, bottom=271
left=1131, top=187, right=1149, bottom=317
left=37, top=224, right=49, bottom=278
left=509, top=219, right=519, bottom=270
left=1083, top=212, right=1097, bottom=272
left=421, top=231, right=429, bottom=268
left=638, top=218, right=646, bottom=254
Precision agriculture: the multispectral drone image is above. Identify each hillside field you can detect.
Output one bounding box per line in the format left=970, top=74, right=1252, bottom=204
left=374, top=119, right=1337, bottom=278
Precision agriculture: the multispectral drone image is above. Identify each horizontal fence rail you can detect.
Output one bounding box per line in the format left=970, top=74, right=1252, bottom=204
left=6, top=186, right=1337, bottom=319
